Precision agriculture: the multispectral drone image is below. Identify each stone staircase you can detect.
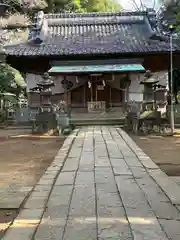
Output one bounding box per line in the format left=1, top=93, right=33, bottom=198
left=70, top=107, right=125, bottom=126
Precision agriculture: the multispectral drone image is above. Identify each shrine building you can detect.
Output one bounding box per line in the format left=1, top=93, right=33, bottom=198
left=4, top=10, right=180, bottom=113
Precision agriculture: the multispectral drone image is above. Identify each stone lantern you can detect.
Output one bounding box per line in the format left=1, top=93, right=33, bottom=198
left=140, top=70, right=159, bottom=112
left=154, top=85, right=167, bottom=104
left=32, top=73, right=58, bottom=135
left=140, top=70, right=159, bottom=102
left=37, top=72, right=55, bottom=113
left=154, top=85, right=168, bottom=118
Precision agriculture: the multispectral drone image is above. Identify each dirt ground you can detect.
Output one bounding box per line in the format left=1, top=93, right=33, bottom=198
left=0, top=129, right=65, bottom=238
left=130, top=133, right=180, bottom=176
left=0, top=130, right=64, bottom=185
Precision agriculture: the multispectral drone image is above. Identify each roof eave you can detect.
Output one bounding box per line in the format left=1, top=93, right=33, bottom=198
left=6, top=50, right=180, bottom=58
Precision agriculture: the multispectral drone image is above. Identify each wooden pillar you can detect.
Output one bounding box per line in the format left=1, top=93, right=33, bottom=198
left=95, top=85, right=97, bottom=102
left=68, top=91, right=71, bottom=105
left=63, top=76, right=67, bottom=102
left=109, top=86, right=112, bottom=108
left=90, top=78, right=93, bottom=102
left=126, top=85, right=130, bottom=109
left=84, top=83, right=86, bottom=108
left=123, top=74, right=130, bottom=111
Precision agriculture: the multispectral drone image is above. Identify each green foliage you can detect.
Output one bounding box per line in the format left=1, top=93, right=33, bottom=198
left=7, top=0, right=121, bottom=15
left=45, top=0, right=83, bottom=12
left=7, top=0, right=23, bottom=14
left=0, top=63, right=26, bottom=95
left=159, top=0, right=180, bottom=32
left=168, top=69, right=180, bottom=90
left=80, top=0, right=121, bottom=12
left=168, top=68, right=180, bottom=103
left=43, top=0, right=121, bottom=13
left=175, top=10, right=180, bottom=31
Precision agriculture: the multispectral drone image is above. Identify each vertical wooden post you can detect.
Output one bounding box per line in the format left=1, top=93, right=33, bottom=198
left=68, top=91, right=71, bottom=105
left=66, top=77, right=68, bottom=106
left=95, top=86, right=97, bottom=102
left=91, top=87, right=93, bottom=102
left=126, top=85, right=130, bottom=110
left=95, top=76, right=98, bottom=102
left=90, top=77, right=93, bottom=102
left=84, top=82, right=86, bottom=108
left=125, top=74, right=130, bottom=111
left=63, top=76, right=66, bottom=102
left=110, top=86, right=112, bottom=108
left=64, top=75, right=68, bottom=105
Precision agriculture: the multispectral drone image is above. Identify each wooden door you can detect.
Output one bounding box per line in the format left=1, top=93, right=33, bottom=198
left=87, top=80, right=110, bottom=102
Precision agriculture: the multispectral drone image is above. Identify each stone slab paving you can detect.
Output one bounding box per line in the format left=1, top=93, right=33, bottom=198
left=0, top=184, right=34, bottom=209
left=3, top=126, right=180, bottom=240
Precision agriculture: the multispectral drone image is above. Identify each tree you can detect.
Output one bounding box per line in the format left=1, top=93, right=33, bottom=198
left=0, top=63, right=26, bottom=95
left=158, top=0, right=180, bottom=103
left=168, top=69, right=180, bottom=104
left=7, top=0, right=47, bottom=13
left=0, top=63, right=26, bottom=122
left=7, top=0, right=121, bottom=14
left=80, top=0, right=121, bottom=12
left=43, top=0, right=122, bottom=13
left=45, top=0, right=84, bottom=13
left=157, top=0, right=180, bottom=32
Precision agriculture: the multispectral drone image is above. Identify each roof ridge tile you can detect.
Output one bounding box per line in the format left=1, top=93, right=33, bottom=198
left=44, top=11, right=148, bottom=19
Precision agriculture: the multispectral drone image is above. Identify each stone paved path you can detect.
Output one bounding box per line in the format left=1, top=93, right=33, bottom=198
left=3, top=126, right=180, bottom=240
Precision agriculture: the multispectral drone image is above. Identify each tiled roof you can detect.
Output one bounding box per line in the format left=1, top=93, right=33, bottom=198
left=4, top=11, right=180, bottom=56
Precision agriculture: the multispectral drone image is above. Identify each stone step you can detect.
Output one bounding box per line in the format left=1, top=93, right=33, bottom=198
left=70, top=118, right=125, bottom=126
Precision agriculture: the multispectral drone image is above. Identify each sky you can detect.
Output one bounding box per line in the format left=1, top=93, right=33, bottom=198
left=119, top=0, right=160, bottom=10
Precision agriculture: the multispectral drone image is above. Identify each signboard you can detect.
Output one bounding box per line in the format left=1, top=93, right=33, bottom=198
left=48, top=64, right=145, bottom=73
left=97, top=85, right=104, bottom=90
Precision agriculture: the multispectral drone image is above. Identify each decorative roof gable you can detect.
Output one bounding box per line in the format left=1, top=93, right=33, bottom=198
left=5, top=10, right=180, bottom=56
